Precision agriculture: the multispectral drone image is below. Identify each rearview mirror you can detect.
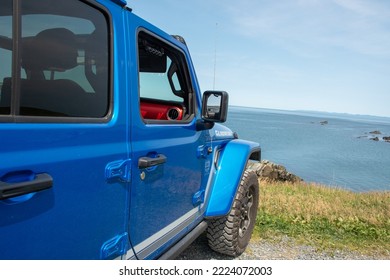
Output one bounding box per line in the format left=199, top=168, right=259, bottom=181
left=201, top=91, right=229, bottom=123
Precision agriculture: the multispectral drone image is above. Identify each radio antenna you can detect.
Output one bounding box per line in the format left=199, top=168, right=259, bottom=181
left=213, top=22, right=218, bottom=90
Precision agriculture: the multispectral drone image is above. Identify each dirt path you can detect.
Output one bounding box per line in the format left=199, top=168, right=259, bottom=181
left=176, top=233, right=387, bottom=260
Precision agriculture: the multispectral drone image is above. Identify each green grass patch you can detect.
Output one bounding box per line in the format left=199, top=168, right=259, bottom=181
left=254, top=181, right=390, bottom=257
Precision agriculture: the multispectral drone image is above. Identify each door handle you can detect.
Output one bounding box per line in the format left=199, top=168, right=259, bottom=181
left=0, top=173, right=53, bottom=200
left=138, top=154, right=167, bottom=169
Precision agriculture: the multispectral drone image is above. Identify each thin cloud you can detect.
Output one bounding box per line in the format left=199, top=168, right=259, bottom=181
left=227, top=0, right=390, bottom=57
left=332, top=0, right=388, bottom=17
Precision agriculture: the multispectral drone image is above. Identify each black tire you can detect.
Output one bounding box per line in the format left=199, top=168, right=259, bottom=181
left=207, top=170, right=259, bottom=256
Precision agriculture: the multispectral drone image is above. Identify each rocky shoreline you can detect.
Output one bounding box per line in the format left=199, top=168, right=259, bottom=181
left=247, top=160, right=302, bottom=183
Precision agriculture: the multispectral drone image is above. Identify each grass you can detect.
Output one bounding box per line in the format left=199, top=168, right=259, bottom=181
left=253, top=180, right=390, bottom=257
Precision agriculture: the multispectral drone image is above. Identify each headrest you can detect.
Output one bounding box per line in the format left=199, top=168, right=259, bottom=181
left=22, top=28, right=78, bottom=72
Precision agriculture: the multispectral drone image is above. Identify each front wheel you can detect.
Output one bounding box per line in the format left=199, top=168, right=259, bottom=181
left=207, top=170, right=259, bottom=256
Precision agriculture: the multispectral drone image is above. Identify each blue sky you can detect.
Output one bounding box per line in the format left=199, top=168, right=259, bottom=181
left=130, top=0, right=390, bottom=117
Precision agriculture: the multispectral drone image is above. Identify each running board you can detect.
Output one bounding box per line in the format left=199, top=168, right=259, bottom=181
left=158, top=221, right=208, bottom=260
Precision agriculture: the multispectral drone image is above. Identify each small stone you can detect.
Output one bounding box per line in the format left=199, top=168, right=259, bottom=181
left=260, top=165, right=273, bottom=177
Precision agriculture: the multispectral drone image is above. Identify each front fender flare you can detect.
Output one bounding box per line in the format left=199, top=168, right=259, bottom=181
left=205, top=139, right=260, bottom=218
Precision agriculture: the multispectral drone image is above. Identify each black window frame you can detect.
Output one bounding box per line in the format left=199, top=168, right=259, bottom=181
left=137, top=29, right=196, bottom=125
left=0, top=0, right=113, bottom=123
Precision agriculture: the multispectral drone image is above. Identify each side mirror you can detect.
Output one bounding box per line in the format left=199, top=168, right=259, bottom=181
left=201, top=91, right=229, bottom=123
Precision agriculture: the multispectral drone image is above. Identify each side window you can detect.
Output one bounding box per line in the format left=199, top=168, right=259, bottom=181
left=0, top=0, right=110, bottom=119
left=138, top=31, right=194, bottom=122
left=0, top=0, right=12, bottom=115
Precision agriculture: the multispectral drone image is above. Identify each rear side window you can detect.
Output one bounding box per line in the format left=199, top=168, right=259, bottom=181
left=0, top=0, right=12, bottom=114
left=0, top=0, right=110, bottom=119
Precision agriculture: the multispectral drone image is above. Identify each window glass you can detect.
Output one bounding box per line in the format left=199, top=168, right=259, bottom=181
left=138, top=31, right=193, bottom=122
left=0, top=0, right=110, bottom=118
left=0, top=0, right=12, bottom=115
left=140, top=57, right=183, bottom=103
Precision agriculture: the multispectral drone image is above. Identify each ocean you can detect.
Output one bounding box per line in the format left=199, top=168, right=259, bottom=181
left=226, top=106, right=390, bottom=192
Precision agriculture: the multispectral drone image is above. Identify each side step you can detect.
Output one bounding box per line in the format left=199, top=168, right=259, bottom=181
left=158, top=221, right=208, bottom=260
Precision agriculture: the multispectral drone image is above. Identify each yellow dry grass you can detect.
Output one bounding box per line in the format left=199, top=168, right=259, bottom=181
left=255, top=179, right=390, bottom=256
left=259, top=180, right=390, bottom=226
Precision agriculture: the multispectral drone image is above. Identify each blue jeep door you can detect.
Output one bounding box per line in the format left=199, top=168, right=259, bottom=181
left=0, top=0, right=129, bottom=259
left=128, top=30, right=208, bottom=259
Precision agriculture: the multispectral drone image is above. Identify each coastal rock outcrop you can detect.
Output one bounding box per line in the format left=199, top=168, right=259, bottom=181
left=358, top=130, right=390, bottom=143
left=369, top=130, right=381, bottom=135
left=247, top=160, right=303, bottom=183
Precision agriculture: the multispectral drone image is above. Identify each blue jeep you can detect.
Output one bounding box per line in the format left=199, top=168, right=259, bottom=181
left=0, top=0, right=260, bottom=259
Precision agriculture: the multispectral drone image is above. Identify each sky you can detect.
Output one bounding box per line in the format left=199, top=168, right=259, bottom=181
left=129, top=0, right=390, bottom=117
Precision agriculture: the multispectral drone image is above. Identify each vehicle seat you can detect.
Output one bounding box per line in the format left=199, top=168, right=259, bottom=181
left=1, top=28, right=88, bottom=116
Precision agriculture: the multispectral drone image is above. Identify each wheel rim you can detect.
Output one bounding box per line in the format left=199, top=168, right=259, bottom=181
left=239, top=185, right=254, bottom=238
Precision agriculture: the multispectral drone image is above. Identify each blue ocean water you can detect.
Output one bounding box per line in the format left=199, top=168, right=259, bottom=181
left=226, top=106, right=390, bottom=192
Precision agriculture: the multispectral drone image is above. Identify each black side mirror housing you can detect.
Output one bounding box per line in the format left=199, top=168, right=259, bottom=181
left=201, top=91, right=229, bottom=123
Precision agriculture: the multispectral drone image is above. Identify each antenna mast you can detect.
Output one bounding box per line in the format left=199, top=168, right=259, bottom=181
left=213, top=22, right=218, bottom=90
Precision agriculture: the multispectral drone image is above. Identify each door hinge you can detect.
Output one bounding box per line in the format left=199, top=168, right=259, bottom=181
left=105, top=159, right=131, bottom=182
left=192, top=190, right=205, bottom=206
left=100, top=232, right=130, bottom=260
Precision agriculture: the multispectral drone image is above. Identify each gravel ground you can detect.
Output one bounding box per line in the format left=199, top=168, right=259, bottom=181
left=176, top=233, right=388, bottom=260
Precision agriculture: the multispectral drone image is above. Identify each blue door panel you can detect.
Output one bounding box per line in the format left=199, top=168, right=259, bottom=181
left=129, top=128, right=204, bottom=245
left=125, top=14, right=208, bottom=256
left=0, top=124, right=129, bottom=259
left=0, top=0, right=133, bottom=259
